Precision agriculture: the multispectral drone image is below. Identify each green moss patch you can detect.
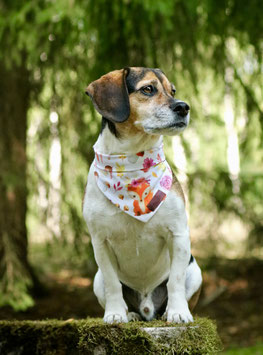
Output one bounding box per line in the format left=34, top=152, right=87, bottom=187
left=0, top=317, right=222, bottom=354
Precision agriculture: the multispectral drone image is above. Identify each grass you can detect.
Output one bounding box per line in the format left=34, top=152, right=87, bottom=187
left=223, top=343, right=263, bottom=354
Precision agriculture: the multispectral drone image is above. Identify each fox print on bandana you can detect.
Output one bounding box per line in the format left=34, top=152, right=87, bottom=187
left=127, top=178, right=153, bottom=216
left=93, top=141, right=173, bottom=222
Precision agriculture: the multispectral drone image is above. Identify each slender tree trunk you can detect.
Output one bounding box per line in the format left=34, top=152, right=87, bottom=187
left=0, top=60, right=36, bottom=310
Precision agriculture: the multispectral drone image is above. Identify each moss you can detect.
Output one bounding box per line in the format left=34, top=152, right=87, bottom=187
left=0, top=317, right=222, bottom=354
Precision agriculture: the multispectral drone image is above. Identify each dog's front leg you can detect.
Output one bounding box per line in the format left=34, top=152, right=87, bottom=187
left=92, top=237, right=128, bottom=323
left=165, top=227, right=193, bottom=323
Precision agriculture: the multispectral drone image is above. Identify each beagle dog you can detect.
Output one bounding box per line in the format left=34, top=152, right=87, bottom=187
left=83, top=67, right=202, bottom=324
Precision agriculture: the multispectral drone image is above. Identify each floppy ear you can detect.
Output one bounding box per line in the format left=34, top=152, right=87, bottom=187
left=85, top=68, right=130, bottom=123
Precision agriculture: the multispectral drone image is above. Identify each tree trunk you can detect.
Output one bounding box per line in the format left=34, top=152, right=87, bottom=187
left=0, top=60, right=36, bottom=310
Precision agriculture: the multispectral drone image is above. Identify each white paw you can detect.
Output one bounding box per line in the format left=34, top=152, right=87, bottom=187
left=128, top=312, right=142, bottom=322
left=163, top=309, right=193, bottom=324
left=103, top=313, right=128, bottom=324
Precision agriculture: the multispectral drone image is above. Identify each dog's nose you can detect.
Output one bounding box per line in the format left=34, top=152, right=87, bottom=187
left=170, top=102, right=190, bottom=117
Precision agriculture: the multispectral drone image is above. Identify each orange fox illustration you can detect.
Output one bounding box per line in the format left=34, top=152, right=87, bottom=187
left=127, top=178, right=153, bottom=216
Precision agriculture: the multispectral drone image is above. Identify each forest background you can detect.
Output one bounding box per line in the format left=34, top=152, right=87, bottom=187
left=0, top=0, right=262, bottom=352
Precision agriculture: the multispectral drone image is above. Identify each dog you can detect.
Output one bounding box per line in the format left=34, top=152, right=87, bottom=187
left=83, top=67, right=202, bottom=324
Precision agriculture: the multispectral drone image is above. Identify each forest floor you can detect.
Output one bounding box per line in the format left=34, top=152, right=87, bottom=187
left=0, top=257, right=263, bottom=352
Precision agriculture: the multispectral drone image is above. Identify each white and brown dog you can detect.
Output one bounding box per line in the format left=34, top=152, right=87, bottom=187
left=83, top=67, right=202, bottom=324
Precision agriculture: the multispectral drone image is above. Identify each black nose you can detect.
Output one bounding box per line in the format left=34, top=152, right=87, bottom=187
left=170, top=101, right=190, bottom=117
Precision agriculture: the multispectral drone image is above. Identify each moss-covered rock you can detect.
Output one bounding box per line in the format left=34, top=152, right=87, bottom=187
left=0, top=317, right=222, bottom=354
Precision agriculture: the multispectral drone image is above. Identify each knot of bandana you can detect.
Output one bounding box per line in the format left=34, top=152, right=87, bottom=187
left=93, top=145, right=173, bottom=222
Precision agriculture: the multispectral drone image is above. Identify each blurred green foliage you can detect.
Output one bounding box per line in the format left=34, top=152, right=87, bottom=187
left=0, top=0, right=262, bottom=309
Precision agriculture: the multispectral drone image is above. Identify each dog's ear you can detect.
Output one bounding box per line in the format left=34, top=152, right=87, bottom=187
left=85, top=68, right=130, bottom=123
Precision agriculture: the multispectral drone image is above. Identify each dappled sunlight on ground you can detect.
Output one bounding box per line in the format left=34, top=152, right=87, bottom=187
left=48, top=270, right=92, bottom=288
left=195, top=258, right=263, bottom=349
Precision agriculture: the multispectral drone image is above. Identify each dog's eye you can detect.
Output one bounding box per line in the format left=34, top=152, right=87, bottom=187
left=141, top=85, right=155, bottom=96
left=171, top=88, right=176, bottom=97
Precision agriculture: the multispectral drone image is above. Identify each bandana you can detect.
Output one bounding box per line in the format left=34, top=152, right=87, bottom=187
left=93, top=143, right=173, bottom=222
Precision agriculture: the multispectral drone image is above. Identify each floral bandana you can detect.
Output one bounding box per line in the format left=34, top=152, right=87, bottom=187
left=93, top=144, right=173, bottom=222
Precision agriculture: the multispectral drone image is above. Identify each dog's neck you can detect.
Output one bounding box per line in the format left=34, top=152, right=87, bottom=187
left=94, top=125, right=163, bottom=155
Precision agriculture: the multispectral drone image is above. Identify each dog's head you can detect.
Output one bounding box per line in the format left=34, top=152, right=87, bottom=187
left=86, top=67, right=190, bottom=136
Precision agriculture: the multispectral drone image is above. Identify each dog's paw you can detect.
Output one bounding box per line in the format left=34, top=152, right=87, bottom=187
left=103, top=313, right=128, bottom=324
left=162, top=309, right=193, bottom=324
left=128, top=312, right=142, bottom=322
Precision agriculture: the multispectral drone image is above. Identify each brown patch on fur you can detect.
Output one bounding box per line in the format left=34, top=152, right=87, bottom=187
left=86, top=69, right=123, bottom=97
left=115, top=104, right=143, bottom=136
left=171, top=170, right=185, bottom=204
left=188, top=286, right=202, bottom=311
left=161, top=75, right=173, bottom=94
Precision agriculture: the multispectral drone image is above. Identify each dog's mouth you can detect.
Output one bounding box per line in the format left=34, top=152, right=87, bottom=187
left=144, top=121, right=187, bottom=132
left=150, top=121, right=187, bottom=131
left=168, top=121, right=186, bottom=128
